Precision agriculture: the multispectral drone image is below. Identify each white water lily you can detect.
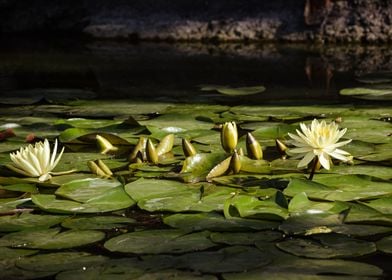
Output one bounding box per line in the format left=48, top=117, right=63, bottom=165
left=287, top=119, right=352, bottom=170
left=6, top=139, right=66, bottom=181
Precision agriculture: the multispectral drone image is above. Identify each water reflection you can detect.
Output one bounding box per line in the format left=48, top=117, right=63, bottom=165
left=1, top=38, right=392, bottom=103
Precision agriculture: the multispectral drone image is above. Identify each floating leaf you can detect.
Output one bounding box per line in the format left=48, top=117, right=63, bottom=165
left=200, top=85, right=266, bottom=96
left=62, top=216, right=136, bottom=230
left=377, top=235, right=392, bottom=254
left=164, top=212, right=278, bottom=231
left=104, top=229, right=215, bottom=254
left=0, top=213, right=66, bottom=232
left=176, top=246, right=270, bottom=273
left=32, top=185, right=135, bottom=214
left=276, top=234, right=377, bottom=259
left=0, top=228, right=105, bottom=249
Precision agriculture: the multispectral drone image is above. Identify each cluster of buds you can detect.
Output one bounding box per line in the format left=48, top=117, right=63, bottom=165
left=88, top=159, right=113, bottom=178
left=129, top=134, right=174, bottom=165
left=220, top=122, right=264, bottom=175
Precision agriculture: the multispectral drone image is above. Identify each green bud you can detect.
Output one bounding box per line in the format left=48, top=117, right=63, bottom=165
left=87, top=160, right=107, bottom=177
left=96, top=135, right=118, bottom=155
left=275, top=139, right=288, bottom=159
left=129, top=137, right=147, bottom=162
left=156, top=134, right=174, bottom=156
left=182, top=138, right=197, bottom=157
left=246, top=132, right=263, bottom=160
left=146, top=139, right=159, bottom=164
left=221, top=122, right=238, bottom=153
left=96, top=159, right=113, bottom=176
left=230, top=150, right=241, bottom=174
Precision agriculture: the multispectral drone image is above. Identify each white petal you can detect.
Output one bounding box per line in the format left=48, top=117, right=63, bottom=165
left=39, top=173, right=52, bottom=182
left=297, top=152, right=315, bottom=168
left=289, top=147, right=313, bottom=154
left=318, top=152, right=331, bottom=170
left=50, top=139, right=59, bottom=167
left=51, top=146, right=65, bottom=170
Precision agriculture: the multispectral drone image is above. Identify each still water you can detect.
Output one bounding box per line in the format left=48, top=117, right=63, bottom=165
left=0, top=38, right=391, bottom=279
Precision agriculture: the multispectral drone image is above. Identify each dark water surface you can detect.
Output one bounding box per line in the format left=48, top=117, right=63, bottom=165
left=0, top=37, right=391, bottom=279
left=1, top=37, right=392, bottom=104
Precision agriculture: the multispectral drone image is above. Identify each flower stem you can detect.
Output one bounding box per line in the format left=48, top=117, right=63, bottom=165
left=308, top=158, right=319, bottom=180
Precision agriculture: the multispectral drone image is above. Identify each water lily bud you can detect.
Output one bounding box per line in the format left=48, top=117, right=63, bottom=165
left=230, top=150, right=241, bottom=174
left=182, top=138, right=197, bottom=157
left=146, top=139, right=159, bottom=164
left=156, top=134, right=174, bottom=156
left=129, top=137, right=147, bottom=162
left=96, top=159, right=113, bottom=176
left=87, top=160, right=107, bottom=177
left=96, top=135, right=118, bottom=155
left=246, top=132, right=263, bottom=160
left=221, top=122, right=238, bottom=153
left=275, top=139, right=288, bottom=159
left=237, top=147, right=244, bottom=156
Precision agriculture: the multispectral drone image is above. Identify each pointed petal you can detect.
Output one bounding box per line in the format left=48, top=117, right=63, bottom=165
left=297, top=152, right=315, bottom=168
left=50, top=139, right=58, bottom=167
left=318, top=152, right=331, bottom=170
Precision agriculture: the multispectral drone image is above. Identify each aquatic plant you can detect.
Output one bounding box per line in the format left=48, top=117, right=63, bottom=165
left=6, top=139, right=65, bottom=182
left=287, top=119, right=352, bottom=179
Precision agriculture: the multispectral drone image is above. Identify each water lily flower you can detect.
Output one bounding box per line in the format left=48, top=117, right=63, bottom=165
left=287, top=119, right=352, bottom=170
left=6, top=139, right=65, bottom=182
left=221, top=122, right=238, bottom=153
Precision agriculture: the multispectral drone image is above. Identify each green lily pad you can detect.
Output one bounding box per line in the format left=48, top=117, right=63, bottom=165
left=180, top=153, right=227, bottom=183
left=62, top=215, right=136, bottom=230
left=104, top=229, right=215, bottom=254
left=284, top=177, right=392, bottom=201
left=276, top=234, right=377, bottom=259
left=361, top=197, right=392, bottom=215
left=163, top=212, right=278, bottom=231
left=125, top=178, right=235, bottom=212
left=55, top=178, right=123, bottom=203
left=0, top=228, right=105, bottom=249
left=0, top=213, right=67, bottom=232
left=223, top=259, right=383, bottom=279
left=201, top=85, right=266, bottom=96
left=225, top=191, right=289, bottom=220
left=0, top=183, right=37, bottom=193
left=340, top=87, right=392, bottom=100
left=0, top=246, right=38, bottom=260
left=376, top=235, right=392, bottom=254
left=210, top=231, right=282, bottom=245
left=16, top=252, right=107, bottom=272
left=32, top=185, right=135, bottom=214
left=344, top=202, right=392, bottom=226
left=176, top=246, right=270, bottom=273
left=0, top=197, right=31, bottom=214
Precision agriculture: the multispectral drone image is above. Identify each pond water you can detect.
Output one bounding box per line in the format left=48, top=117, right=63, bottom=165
left=0, top=38, right=391, bottom=279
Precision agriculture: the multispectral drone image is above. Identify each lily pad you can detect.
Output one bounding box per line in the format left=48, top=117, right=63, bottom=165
left=125, top=178, right=235, bottom=212
left=176, top=246, right=270, bottom=273
left=276, top=234, right=377, bottom=259
left=0, top=213, right=67, bottom=232
left=16, top=252, right=107, bottom=272
left=210, top=231, right=282, bottom=245
left=32, top=185, right=135, bottom=213
left=62, top=215, right=136, bottom=230
left=0, top=228, right=105, bottom=249
left=376, top=235, right=392, bottom=254
left=163, top=212, right=278, bottom=231
left=201, top=85, right=266, bottom=96
left=104, top=229, right=215, bottom=254
left=225, top=193, right=288, bottom=221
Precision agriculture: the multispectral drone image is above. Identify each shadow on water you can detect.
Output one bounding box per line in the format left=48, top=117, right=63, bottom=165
left=1, top=36, right=392, bottom=106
